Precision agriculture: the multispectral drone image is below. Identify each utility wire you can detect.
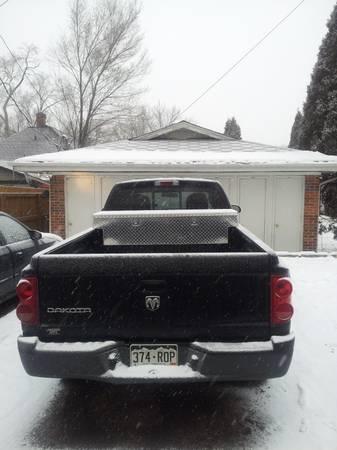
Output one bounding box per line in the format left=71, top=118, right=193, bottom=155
left=179, top=0, right=306, bottom=117
left=0, top=0, right=9, bottom=8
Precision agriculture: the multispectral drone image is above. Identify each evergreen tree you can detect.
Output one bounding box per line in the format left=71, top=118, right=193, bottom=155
left=224, top=118, right=232, bottom=137
left=224, top=116, right=242, bottom=139
left=299, top=4, right=337, bottom=154
left=288, top=110, right=303, bottom=148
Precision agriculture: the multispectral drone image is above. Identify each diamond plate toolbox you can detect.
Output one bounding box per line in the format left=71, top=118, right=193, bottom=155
left=93, top=209, right=238, bottom=246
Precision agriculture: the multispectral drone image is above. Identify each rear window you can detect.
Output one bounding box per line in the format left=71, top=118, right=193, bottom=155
left=103, top=180, right=230, bottom=210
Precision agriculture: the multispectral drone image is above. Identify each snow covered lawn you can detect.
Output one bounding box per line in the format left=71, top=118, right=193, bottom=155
left=318, top=215, right=337, bottom=252
left=0, top=257, right=336, bottom=449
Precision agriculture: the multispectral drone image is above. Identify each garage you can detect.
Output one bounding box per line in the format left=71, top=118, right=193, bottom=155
left=64, top=173, right=304, bottom=251
left=13, top=121, right=337, bottom=251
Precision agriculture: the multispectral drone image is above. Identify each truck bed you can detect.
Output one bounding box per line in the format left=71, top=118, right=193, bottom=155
left=24, top=224, right=284, bottom=343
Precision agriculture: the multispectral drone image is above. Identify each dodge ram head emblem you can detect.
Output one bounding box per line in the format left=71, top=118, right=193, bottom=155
left=131, top=218, right=142, bottom=227
left=145, top=295, right=160, bottom=311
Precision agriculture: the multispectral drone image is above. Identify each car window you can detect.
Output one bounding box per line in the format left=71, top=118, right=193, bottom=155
left=154, top=191, right=180, bottom=209
left=104, top=182, right=229, bottom=210
left=0, top=216, right=30, bottom=244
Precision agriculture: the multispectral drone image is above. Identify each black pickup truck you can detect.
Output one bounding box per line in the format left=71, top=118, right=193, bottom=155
left=16, top=178, right=294, bottom=383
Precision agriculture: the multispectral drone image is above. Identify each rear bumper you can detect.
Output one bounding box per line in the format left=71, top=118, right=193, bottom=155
left=17, top=334, right=295, bottom=383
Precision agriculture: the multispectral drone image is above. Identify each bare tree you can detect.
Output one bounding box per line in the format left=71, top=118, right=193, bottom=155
left=111, top=102, right=181, bottom=140
left=150, top=102, right=180, bottom=130
left=0, top=45, right=39, bottom=136
left=14, top=72, right=59, bottom=129
left=53, top=0, right=149, bottom=148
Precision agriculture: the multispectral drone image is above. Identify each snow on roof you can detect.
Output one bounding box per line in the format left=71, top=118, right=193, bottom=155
left=12, top=120, right=337, bottom=174
left=13, top=139, right=337, bottom=173
left=0, top=160, right=13, bottom=171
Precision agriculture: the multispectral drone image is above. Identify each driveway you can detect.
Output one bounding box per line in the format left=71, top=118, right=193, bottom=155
left=0, top=257, right=336, bottom=449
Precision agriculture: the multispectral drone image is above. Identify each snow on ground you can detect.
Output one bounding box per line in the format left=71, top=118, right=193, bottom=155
left=318, top=215, right=337, bottom=252
left=269, top=257, right=337, bottom=450
left=0, top=312, right=59, bottom=450
left=0, top=257, right=336, bottom=449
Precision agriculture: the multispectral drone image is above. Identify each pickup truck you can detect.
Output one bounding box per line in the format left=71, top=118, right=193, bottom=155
left=16, top=178, right=294, bottom=383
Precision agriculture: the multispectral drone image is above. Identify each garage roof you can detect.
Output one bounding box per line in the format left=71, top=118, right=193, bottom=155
left=13, top=121, right=337, bottom=173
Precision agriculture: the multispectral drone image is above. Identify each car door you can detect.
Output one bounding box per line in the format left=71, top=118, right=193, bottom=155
left=0, top=234, right=15, bottom=303
left=0, top=215, right=37, bottom=283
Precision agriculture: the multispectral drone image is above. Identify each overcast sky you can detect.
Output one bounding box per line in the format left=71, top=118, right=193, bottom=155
left=0, top=0, right=336, bottom=146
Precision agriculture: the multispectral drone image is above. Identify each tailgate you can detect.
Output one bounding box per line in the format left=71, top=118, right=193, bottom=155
left=37, top=253, right=271, bottom=341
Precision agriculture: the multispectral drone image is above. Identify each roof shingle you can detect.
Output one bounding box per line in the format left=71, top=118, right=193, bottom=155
left=0, top=126, right=69, bottom=161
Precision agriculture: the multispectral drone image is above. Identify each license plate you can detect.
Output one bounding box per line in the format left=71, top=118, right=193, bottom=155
left=130, top=344, right=178, bottom=366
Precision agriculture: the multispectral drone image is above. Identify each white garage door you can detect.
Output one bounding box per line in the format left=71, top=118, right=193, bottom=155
left=65, top=176, right=95, bottom=236
left=273, top=176, right=304, bottom=251
left=238, top=177, right=267, bottom=242
left=217, top=175, right=304, bottom=251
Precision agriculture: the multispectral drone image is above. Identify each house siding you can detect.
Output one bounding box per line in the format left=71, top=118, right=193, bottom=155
left=0, top=166, right=26, bottom=184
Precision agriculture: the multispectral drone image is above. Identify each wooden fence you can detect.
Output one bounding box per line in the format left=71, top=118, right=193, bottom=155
left=0, top=185, right=49, bottom=232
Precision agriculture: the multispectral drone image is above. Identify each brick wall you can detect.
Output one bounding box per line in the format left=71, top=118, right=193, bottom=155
left=50, top=175, right=65, bottom=238
left=303, top=175, right=320, bottom=251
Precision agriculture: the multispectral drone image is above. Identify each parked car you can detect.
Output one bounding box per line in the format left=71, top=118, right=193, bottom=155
left=0, top=212, right=62, bottom=304
left=16, top=178, right=294, bottom=383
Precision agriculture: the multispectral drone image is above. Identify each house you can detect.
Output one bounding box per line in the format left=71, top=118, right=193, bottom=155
left=0, top=113, right=69, bottom=231
left=0, top=113, right=69, bottom=162
left=13, top=121, right=337, bottom=251
left=0, top=112, right=69, bottom=185
left=0, top=159, right=26, bottom=185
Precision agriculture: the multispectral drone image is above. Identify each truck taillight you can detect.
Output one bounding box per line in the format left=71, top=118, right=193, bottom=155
left=16, top=277, right=39, bottom=326
left=154, top=180, right=179, bottom=187
left=271, top=276, right=293, bottom=324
